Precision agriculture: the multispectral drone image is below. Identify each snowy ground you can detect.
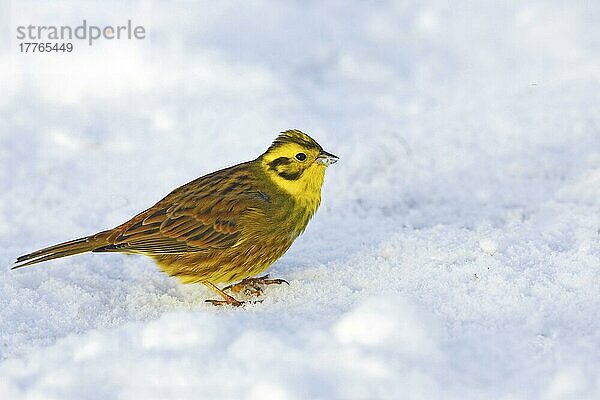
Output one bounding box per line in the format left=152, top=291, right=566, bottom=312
left=1, top=1, right=599, bottom=399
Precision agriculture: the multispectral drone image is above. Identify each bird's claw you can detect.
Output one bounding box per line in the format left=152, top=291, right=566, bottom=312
left=204, top=299, right=264, bottom=307
left=205, top=298, right=244, bottom=307
left=223, top=274, right=289, bottom=297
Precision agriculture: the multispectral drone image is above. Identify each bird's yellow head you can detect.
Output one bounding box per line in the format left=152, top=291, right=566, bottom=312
left=259, top=130, right=338, bottom=199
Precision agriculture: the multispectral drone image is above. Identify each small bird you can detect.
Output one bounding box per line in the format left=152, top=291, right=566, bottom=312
left=13, top=130, right=338, bottom=306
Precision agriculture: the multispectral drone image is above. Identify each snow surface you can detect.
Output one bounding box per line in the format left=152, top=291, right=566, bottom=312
left=1, top=1, right=600, bottom=399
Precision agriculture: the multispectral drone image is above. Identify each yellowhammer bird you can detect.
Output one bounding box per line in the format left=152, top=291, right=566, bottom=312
left=13, top=130, right=338, bottom=306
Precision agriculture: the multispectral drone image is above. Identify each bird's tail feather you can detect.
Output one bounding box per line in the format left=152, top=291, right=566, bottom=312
left=13, top=234, right=107, bottom=269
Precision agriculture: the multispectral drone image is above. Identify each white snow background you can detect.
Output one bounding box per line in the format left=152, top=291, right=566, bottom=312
left=1, top=1, right=599, bottom=399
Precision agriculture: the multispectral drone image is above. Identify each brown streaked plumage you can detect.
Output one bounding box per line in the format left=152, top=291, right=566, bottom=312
left=13, top=130, right=338, bottom=306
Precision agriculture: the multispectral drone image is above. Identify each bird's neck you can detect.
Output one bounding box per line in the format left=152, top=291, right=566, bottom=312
left=293, top=166, right=324, bottom=214
left=261, top=161, right=324, bottom=215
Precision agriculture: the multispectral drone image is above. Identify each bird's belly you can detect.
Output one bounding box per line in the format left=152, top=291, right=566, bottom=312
left=152, top=238, right=294, bottom=284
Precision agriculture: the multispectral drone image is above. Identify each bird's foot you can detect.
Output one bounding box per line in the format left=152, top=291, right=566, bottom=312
left=205, top=298, right=244, bottom=307
left=203, top=281, right=245, bottom=307
left=223, top=274, right=289, bottom=297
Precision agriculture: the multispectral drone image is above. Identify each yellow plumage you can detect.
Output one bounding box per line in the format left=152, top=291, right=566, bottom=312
left=14, top=130, right=338, bottom=305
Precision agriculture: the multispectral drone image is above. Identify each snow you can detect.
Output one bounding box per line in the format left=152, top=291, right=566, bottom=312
left=1, top=1, right=600, bottom=399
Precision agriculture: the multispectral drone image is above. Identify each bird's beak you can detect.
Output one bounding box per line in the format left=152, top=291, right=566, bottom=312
left=316, top=150, right=339, bottom=166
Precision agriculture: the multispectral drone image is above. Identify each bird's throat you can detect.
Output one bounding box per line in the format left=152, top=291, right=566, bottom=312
left=262, top=163, right=324, bottom=217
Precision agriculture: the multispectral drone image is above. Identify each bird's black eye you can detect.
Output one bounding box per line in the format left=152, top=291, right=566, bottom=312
left=295, top=152, right=307, bottom=161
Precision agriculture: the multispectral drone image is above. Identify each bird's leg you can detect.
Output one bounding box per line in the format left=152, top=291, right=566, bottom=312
left=224, top=278, right=263, bottom=297
left=223, top=274, right=289, bottom=297
left=202, top=281, right=243, bottom=307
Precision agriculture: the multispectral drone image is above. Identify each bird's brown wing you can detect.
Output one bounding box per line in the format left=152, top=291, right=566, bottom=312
left=94, top=163, right=270, bottom=254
